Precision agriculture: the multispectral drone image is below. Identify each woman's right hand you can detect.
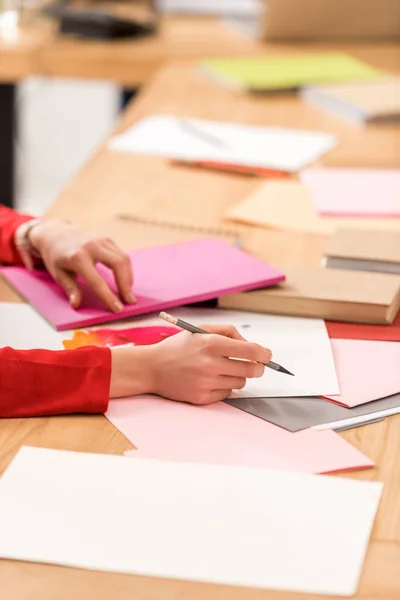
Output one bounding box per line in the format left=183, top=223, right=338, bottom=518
left=146, top=324, right=272, bottom=405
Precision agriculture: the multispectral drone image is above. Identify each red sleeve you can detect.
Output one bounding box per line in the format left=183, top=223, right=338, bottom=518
left=0, top=346, right=111, bottom=418
left=0, top=205, right=34, bottom=265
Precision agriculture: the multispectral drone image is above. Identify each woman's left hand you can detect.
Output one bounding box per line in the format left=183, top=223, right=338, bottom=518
left=29, top=219, right=135, bottom=312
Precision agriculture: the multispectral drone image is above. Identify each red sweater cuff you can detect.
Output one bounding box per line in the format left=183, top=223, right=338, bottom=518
left=0, top=346, right=112, bottom=418
left=0, top=205, right=34, bottom=265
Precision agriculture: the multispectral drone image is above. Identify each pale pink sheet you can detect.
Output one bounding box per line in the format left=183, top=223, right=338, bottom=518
left=0, top=238, right=284, bottom=331
left=106, top=396, right=373, bottom=474
left=302, top=168, right=400, bottom=217
left=324, top=339, right=400, bottom=407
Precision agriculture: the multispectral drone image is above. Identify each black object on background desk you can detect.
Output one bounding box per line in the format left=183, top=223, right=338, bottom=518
left=44, top=1, right=158, bottom=40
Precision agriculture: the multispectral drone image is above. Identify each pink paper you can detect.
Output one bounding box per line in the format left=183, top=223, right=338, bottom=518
left=106, top=396, right=373, bottom=474
left=0, top=238, right=284, bottom=331
left=324, top=339, right=400, bottom=407
left=301, top=168, right=400, bottom=216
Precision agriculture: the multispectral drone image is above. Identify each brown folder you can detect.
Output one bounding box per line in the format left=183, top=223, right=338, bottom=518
left=325, top=229, right=400, bottom=273
left=219, top=266, right=400, bottom=324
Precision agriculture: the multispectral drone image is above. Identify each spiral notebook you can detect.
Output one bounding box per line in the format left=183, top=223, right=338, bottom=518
left=117, top=213, right=242, bottom=246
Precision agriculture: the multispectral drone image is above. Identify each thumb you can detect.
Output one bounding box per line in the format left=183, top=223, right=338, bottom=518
left=54, top=268, right=82, bottom=309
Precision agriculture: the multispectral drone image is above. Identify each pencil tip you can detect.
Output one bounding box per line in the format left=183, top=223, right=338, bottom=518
left=280, top=367, right=295, bottom=376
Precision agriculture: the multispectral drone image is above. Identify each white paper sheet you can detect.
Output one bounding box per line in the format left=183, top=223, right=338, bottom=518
left=109, top=115, right=337, bottom=173
left=132, top=308, right=340, bottom=397
left=315, top=406, right=400, bottom=431
left=0, top=446, right=382, bottom=596
left=0, top=304, right=338, bottom=397
left=0, top=303, right=64, bottom=350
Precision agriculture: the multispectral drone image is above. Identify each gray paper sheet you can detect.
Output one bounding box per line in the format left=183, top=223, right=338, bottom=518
left=225, top=393, right=400, bottom=432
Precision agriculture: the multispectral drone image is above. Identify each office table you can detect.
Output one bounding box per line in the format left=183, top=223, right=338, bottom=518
left=1, top=57, right=400, bottom=599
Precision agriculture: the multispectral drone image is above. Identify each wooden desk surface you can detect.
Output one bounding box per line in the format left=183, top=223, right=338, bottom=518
left=1, top=48, right=400, bottom=598
left=0, top=14, right=262, bottom=85
left=1, top=14, right=399, bottom=86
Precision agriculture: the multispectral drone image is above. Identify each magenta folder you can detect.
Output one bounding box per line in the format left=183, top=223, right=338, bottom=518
left=0, top=238, right=285, bottom=331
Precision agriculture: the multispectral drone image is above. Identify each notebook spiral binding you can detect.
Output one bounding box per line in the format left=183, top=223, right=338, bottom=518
left=118, top=213, right=244, bottom=248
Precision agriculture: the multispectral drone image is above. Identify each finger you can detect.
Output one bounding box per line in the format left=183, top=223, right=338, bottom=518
left=216, top=357, right=265, bottom=379
left=96, top=243, right=136, bottom=305
left=204, top=335, right=272, bottom=364
left=70, top=252, right=124, bottom=313
left=53, top=268, right=82, bottom=309
left=213, top=376, right=247, bottom=391
left=199, top=323, right=246, bottom=341
left=194, top=390, right=233, bottom=406
left=209, top=390, right=233, bottom=403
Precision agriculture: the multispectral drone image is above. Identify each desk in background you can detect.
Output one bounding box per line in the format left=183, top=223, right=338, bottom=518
left=1, top=52, right=400, bottom=598
left=2, top=11, right=399, bottom=209
left=0, top=13, right=262, bottom=208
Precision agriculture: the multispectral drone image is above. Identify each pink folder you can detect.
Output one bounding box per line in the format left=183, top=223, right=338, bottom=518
left=0, top=238, right=285, bottom=331
left=107, top=396, right=374, bottom=474
left=302, top=168, right=400, bottom=217
left=323, top=339, right=400, bottom=407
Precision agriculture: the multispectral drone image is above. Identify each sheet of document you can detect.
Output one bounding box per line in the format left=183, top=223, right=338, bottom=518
left=111, top=396, right=373, bottom=474
left=0, top=446, right=383, bottom=596
left=324, top=339, right=400, bottom=407
left=109, top=115, right=336, bottom=173
left=0, top=303, right=64, bottom=350
left=301, top=168, right=400, bottom=216
left=132, top=307, right=339, bottom=396
left=226, top=180, right=400, bottom=234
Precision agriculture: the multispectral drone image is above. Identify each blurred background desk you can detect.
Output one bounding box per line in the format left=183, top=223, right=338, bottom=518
left=0, top=13, right=261, bottom=208
left=0, top=14, right=262, bottom=84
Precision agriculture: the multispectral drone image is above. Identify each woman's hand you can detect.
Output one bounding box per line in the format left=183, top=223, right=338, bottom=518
left=109, top=325, right=272, bottom=404
left=29, top=219, right=135, bottom=312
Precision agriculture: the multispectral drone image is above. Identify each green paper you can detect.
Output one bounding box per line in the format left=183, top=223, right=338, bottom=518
left=202, top=53, right=383, bottom=91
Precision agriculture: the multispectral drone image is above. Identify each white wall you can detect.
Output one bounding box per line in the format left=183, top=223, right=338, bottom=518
left=16, top=77, right=120, bottom=215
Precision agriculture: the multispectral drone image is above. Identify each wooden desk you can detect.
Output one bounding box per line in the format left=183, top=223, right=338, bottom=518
left=2, top=53, right=400, bottom=599
left=0, top=15, right=262, bottom=85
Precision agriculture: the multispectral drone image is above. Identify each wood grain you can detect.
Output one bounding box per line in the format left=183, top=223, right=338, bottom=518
left=1, top=48, right=400, bottom=599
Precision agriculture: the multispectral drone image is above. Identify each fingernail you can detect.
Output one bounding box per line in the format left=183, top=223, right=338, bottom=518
left=69, top=293, right=77, bottom=307
left=114, top=300, right=124, bottom=313
left=256, top=364, right=265, bottom=377
left=127, top=292, right=137, bottom=304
